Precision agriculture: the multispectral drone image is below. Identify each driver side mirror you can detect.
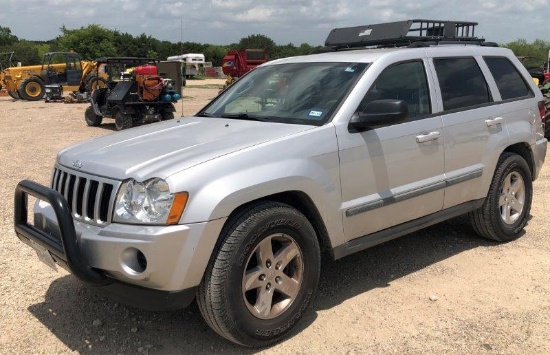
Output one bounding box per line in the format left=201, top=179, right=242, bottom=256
left=349, top=99, right=409, bottom=131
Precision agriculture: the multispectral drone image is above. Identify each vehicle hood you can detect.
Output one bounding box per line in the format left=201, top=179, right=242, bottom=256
left=58, top=117, right=313, bottom=181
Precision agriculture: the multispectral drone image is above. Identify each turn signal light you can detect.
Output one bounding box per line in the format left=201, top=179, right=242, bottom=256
left=167, top=192, right=189, bottom=224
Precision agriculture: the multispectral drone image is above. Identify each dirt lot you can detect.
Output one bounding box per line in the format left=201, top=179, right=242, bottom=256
left=1, top=78, right=549, bottom=353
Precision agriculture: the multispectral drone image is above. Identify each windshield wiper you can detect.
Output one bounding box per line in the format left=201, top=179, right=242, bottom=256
left=220, top=113, right=268, bottom=122
left=197, top=112, right=215, bottom=117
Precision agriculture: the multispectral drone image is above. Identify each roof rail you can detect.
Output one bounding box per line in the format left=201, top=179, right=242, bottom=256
left=325, top=19, right=486, bottom=50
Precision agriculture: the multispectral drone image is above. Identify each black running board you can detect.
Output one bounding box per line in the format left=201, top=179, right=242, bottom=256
left=332, top=199, right=484, bottom=260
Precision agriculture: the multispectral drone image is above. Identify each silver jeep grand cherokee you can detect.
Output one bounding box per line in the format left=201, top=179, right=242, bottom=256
left=14, top=20, right=547, bottom=347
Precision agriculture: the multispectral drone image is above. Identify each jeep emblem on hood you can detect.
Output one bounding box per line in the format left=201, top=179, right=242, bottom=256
left=72, top=160, right=83, bottom=169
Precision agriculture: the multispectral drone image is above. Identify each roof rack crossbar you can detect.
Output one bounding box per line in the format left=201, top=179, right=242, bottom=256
left=325, top=19, right=483, bottom=50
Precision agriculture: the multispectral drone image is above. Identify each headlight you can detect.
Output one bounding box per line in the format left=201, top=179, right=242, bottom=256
left=113, top=178, right=188, bottom=225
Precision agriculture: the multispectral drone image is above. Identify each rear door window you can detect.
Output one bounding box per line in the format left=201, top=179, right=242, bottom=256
left=484, top=57, right=534, bottom=100
left=434, top=57, right=492, bottom=111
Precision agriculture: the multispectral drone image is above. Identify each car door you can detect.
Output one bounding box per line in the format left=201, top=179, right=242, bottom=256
left=66, top=54, right=83, bottom=86
left=430, top=56, right=509, bottom=208
left=337, top=60, right=445, bottom=240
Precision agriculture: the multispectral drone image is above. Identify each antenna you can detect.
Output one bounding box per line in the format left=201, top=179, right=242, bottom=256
left=180, top=19, right=185, bottom=117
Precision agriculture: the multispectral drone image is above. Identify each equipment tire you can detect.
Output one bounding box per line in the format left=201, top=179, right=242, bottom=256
left=197, top=201, right=320, bottom=347
left=85, top=75, right=107, bottom=93
left=469, top=153, right=532, bottom=242
left=85, top=106, right=103, bottom=127
left=8, top=90, right=20, bottom=99
left=19, top=77, right=45, bottom=101
left=114, top=111, right=133, bottom=131
left=161, top=112, right=174, bottom=121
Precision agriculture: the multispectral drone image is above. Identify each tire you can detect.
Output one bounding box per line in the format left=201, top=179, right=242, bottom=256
left=19, top=77, right=45, bottom=101
left=8, top=90, right=20, bottom=99
left=85, top=75, right=107, bottom=93
left=85, top=106, right=103, bottom=127
left=161, top=111, right=174, bottom=121
left=469, top=153, right=532, bottom=242
left=114, top=110, right=133, bottom=131
left=197, top=201, right=320, bottom=347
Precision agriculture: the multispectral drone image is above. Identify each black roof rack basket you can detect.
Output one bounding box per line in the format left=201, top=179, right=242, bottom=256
left=325, top=19, right=483, bottom=49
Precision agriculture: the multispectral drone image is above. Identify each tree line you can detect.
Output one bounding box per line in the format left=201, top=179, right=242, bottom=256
left=1, top=24, right=549, bottom=69
left=0, top=24, right=321, bottom=67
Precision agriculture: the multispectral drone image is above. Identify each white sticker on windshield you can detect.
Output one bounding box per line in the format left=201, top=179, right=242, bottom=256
left=309, top=110, right=323, bottom=117
left=345, top=67, right=355, bottom=72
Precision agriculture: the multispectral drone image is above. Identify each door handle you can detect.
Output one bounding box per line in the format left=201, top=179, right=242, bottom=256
left=416, top=131, right=441, bottom=143
left=485, top=117, right=503, bottom=127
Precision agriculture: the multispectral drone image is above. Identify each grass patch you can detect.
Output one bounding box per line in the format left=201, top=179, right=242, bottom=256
left=187, top=84, right=224, bottom=89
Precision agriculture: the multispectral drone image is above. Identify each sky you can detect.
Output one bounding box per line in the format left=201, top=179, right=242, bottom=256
left=1, top=0, right=549, bottom=46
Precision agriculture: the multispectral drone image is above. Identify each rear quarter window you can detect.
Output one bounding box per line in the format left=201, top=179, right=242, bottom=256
left=484, top=57, right=534, bottom=100
left=434, top=57, right=492, bottom=111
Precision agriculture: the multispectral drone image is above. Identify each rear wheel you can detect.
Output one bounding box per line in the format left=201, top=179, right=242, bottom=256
left=161, top=111, right=174, bottom=121
left=469, top=153, right=532, bottom=242
left=197, top=201, right=320, bottom=347
left=19, top=77, right=45, bottom=101
left=85, top=75, right=107, bottom=93
left=85, top=106, right=103, bottom=127
left=114, top=111, right=133, bottom=131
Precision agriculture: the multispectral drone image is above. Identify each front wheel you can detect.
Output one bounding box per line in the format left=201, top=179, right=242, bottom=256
left=469, top=153, right=532, bottom=242
left=85, top=106, right=103, bottom=127
left=197, top=201, right=320, bottom=347
left=19, top=77, right=45, bottom=101
left=114, top=111, right=133, bottom=131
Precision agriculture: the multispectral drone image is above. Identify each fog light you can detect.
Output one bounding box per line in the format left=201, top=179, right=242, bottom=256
left=120, top=248, right=147, bottom=274
left=137, top=250, right=147, bottom=271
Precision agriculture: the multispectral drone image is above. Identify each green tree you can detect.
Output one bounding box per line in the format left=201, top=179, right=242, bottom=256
left=156, top=40, right=175, bottom=60
left=112, top=31, right=139, bottom=57
left=203, top=44, right=228, bottom=66
left=0, top=26, right=18, bottom=47
left=297, top=43, right=321, bottom=55
left=503, top=39, right=550, bottom=68
left=10, top=40, right=41, bottom=65
left=273, top=43, right=297, bottom=59
left=56, top=24, right=117, bottom=60
left=134, top=33, right=158, bottom=58
left=238, top=34, right=276, bottom=57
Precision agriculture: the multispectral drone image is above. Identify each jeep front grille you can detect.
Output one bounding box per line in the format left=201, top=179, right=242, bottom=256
left=51, top=166, right=120, bottom=225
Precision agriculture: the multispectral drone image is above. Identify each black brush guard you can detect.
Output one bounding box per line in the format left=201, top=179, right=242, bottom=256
left=14, top=179, right=111, bottom=286
left=14, top=179, right=197, bottom=310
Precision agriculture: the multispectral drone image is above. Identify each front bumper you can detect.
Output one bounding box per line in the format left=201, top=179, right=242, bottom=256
left=14, top=180, right=226, bottom=310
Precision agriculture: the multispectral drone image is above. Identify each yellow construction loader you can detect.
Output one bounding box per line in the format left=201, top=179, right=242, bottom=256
left=1, top=52, right=106, bottom=101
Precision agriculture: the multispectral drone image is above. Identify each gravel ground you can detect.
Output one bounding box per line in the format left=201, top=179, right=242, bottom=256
left=1, top=79, right=549, bottom=353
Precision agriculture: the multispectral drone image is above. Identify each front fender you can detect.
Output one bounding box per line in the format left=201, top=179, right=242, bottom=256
left=171, top=124, right=346, bottom=248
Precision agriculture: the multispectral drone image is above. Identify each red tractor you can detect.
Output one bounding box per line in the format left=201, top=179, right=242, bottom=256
left=221, top=49, right=268, bottom=87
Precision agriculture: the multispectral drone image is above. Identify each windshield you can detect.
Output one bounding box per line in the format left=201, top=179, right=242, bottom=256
left=201, top=62, right=368, bottom=126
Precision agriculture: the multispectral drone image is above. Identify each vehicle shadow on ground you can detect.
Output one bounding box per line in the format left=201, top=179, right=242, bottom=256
left=99, top=123, right=117, bottom=131
left=312, top=216, right=499, bottom=310
left=28, top=217, right=502, bottom=353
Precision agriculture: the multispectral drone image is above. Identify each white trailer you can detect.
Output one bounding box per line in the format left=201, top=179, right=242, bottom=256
left=166, top=53, right=205, bottom=78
